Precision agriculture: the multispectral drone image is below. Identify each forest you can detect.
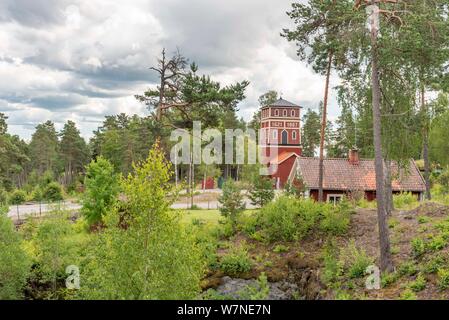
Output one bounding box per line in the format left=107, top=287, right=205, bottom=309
left=1, top=0, right=449, bottom=301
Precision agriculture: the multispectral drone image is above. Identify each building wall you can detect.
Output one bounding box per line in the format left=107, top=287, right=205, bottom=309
left=309, top=190, right=422, bottom=202
left=271, top=156, right=297, bottom=188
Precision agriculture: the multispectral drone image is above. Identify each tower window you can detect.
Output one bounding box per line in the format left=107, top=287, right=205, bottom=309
left=283, top=109, right=287, bottom=117
left=275, top=109, right=279, bottom=116
left=292, top=131, right=297, bottom=140
left=272, top=130, right=277, bottom=140
left=291, top=110, right=295, bottom=117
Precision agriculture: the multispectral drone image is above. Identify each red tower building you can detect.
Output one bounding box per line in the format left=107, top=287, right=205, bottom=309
left=260, top=98, right=302, bottom=188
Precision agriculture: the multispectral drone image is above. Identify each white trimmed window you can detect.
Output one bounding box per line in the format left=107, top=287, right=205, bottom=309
left=275, top=109, right=279, bottom=116
left=272, top=130, right=277, bottom=140
left=291, top=110, right=295, bottom=117
left=292, top=131, right=297, bottom=140
left=327, top=194, right=343, bottom=205
left=283, top=109, right=287, bottom=117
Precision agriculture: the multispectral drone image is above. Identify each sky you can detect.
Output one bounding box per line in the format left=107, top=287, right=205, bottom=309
left=0, top=0, right=341, bottom=141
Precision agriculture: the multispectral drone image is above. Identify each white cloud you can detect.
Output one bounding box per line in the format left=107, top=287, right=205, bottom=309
left=0, top=0, right=341, bottom=140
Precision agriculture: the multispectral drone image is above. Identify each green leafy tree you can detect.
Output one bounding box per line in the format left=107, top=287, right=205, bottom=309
left=301, top=109, right=321, bottom=157
left=0, top=214, right=31, bottom=299
left=29, top=121, right=60, bottom=175
left=248, top=176, right=275, bottom=208
left=10, top=189, right=26, bottom=219
left=43, top=182, right=64, bottom=202
left=30, top=214, right=82, bottom=298
left=79, top=143, right=204, bottom=299
left=81, top=156, right=119, bottom=227
left=59, top=120, right=89, bottom=186
left=218, top=180, right=246, bottom=232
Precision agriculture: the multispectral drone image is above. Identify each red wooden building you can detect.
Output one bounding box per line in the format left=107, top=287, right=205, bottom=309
left=288, top=150, right=426, bottom=203
left=260, top=98, right=426, bottom=201
left=260, top=98, right=302, bottom=188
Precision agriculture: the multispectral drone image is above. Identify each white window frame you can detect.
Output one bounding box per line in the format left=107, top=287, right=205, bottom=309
left=327, top=194, right=343, bottom=205
left=292, top=131, right=297, bottom=140
left=291, top=110, right=295, bottom=117
left=283, top=109, right=287, bottom=117
left=275, top=109, right=279, bottom=116
left=272, top=130, right=278, bottom=140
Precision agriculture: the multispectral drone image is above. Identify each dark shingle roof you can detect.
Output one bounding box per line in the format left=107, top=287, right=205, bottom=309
left=293, top=158, right=426, bottom=192
left=268, top=98, right=301, bottom=108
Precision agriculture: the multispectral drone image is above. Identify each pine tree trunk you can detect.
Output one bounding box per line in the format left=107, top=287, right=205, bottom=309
left=384, top=159, right=394, bottom=215
left=318, top=51, right=333, bottom=202
left=421, top=85, right=432, bottom=200
left=370, top=4, right=393, bottom=272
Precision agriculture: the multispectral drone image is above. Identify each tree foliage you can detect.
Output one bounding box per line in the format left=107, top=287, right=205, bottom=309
left=81, top=157, right=119, bottom=227
left=79, top=143, right=204, bottom=299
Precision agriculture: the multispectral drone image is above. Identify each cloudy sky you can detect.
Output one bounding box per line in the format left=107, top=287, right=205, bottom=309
left=0, top=0, right=341, bottom=140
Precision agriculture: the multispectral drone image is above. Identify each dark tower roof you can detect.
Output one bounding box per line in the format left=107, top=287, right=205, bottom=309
left=267, top=98, right=302, bottom=108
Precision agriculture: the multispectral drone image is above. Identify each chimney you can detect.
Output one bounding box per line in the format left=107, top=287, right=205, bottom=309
left=348, top=148, right=359, bottom=165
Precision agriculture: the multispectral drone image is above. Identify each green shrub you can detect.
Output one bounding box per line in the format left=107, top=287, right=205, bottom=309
left=79, top=144, right=204, bottom=300
left=381, top=272, right=398, bottom=288
left=81, top=157, right=119, bottom=227
left=393, top=192, right=418, bottom=209
left=409, top=273, right=426, bottom=292
left=319, top=203, right=351, bottom=235
left=428, top=235, right=447, bottom=251
left=257, top=196, right=319, bottom=242
left=219, top=245, right=253, bottom=276
left=417, top=216, right=431, bottom=224
left=321, top=242, right=343, bottom=286
left=237, top=273, right=270, bottom=300
left=0, top=188, right=8, bottom=205
left=411, top=238, right=426, bottom=258
left=437, top=268, right=449, bottom=290
left=398, top=261, right=418, bottom=277
left=248, top=176, right=275, bottom=208
left=339, top=240, right=373, bottom=279
left=43, top=182, right=63, bottom=202
left=10, top=189, right=26, bottom=205
left=400, top=288, right=417, bottom=300
left=273, top=244, right=289, bottom=253
left=218, top=180, right=246, bottom=233
left=423, top=255, right=446, bottom=274
left=0, top=214, right=31, bottom=299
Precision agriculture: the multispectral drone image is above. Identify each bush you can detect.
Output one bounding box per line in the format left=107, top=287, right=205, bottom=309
left=393, top=192, right=418, bottom=209
left=0, top=188, right=8, bottom=205
left=78, top=144, right=204, bottom=299
left=219, top=245, right=253, bottom=276
left=237, top=273, right=270, bottom=300
left=423, top=255, right=446, bottom=274
left=400, top=288, right=417, bottom=300
left=411, top=238, right=426, bottom=258
left=438, top=169, right=449, bottom=194
left=81, top=157, right=119, bottom=227
left=437, top=268, right=449, bottom=290
left=218, top=180, right=246, bottom=233
left=257, top=196, right=319, bottom=242
left=398, top=261, right=418, bottom=277
left=0, top=214, right=31, bottom=299
left=43, top=182, right=63, bottom=202
left=321, top=241, right=343, bottom=286
left=248, top=176, right=275, bottom=208
left=339, top=240, right=373, bottom=279
left=319, top=201, right=351, bottom=235
left=30, top=214, right=81, bottom=298
left=409, top=273, right=426, bottom=292
left=428, top=235, right=447, bottom=251
left=273, top=244, right=289, bottom=253
left=10, top=189, right=26, bottom=205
